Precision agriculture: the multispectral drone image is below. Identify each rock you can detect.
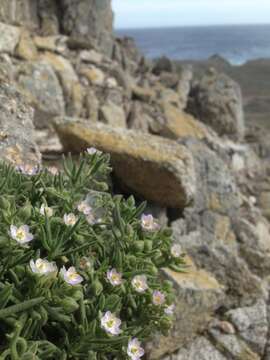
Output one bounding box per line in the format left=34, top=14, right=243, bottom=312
left=183, top=139, right=241, bottom=214
left=235, top=211, right=270, bottom=277
left=17, top=62, right=65, bottom=128
left=99, top=102, right=126, bottom=128
left=153, top=56, right=175, bottom=75
left=160, top=104, right=208, bottom=140
left=177, top=64, right=193, bottom=110
left=127, top=101, right=155, bottom=133
left=0, top=80, right=40, bottom=165
left=226, top=299, right=268, bottom=355
left=16, top=31, right=38, bottom=61
left=159, top=72, right=179, bottom=89
left=85, top=89, right=99, bottom=122
left=79, top=66, right=105, bottom=86
left=0, top=55, right=15, bottom=82
left=37, top=0, right=59, bottom=36
left=259, top=191, right=270, bottom=221
left=157, top=88, right=180, bottom=107
left=132, top=85, right=155, bottom=102
left=79, top=50, right=103, bottom=64
left=60, top=0, right=114, bottom=56
left=40, top=52, right=78, bottom=99
left=209, top=328, right=260, bottom=360
left=0, top=22, right=21, bottom=54
left=170, top=140, right=267, bottom=306
left=54, top=118, right=196, bottom=208
left=0, top=0, right=39, bottom=29
left=188, top=68, right=245, bottom=140
left=147, top=257, right=224, bottom=359
left=34, top=35, right=68, bottom=53
left=171, top=337, right=227, bottom=360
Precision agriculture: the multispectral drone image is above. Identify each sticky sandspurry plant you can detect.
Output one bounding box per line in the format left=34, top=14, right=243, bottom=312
left=0, top=149, right=185, bottom=360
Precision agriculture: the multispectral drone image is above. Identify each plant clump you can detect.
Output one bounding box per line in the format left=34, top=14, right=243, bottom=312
left=0, top=149, right=185, bottom=359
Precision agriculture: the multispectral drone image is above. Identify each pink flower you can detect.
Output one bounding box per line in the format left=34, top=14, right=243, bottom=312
left=60, top=266, right=83, bottom=285
left=152, top=290, right=165, bottom=306
left=10, top=225, right=34, bottom=245
left=131, top=275, right=148, bottom=293
left=164, top=304, right=175, bottom=315
left=107, top=269, right=123, bottom=286
left=141, top=214, right=160, bottom=232
left=127, top=338, right=145, bottom=360
left=101, top=311, right=122, bottom=336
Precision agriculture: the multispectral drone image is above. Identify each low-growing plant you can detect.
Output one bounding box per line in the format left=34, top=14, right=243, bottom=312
left=0, top=149, right=185, bottom=360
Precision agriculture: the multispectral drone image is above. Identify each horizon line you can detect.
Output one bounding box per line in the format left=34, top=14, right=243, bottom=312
left=115, top=22, right=270, bottom=31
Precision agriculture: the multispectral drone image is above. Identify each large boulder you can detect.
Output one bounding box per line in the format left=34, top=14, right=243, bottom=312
left=188, top=68, right=245, bottom=140
left=0, top=80, right=40, bottom=165
left=54, top=118, right=196, bottom=208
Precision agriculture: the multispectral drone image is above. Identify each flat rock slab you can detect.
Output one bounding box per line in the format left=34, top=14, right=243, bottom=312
left=54, top=118, right=196, bottom=208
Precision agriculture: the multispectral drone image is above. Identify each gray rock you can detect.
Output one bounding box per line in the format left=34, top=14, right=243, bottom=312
left=171, top=337, right=227, bottom=360
left=0, top=22, right=21, bottom=55
left=16, top=62, right=65, bottom=128
left=0, top=80, right=40, bottom=165
left=153, top=56, right=175, bottom=75
left=99, top=101, right=126, bottom=128
left=209, top=328, right=260, bottom=360
left=60, top=0, right=114, bottom=56
left=226, top=300, right=268, bottom=355
left=0, top=0, right=39, bottom=29
left=188, top=68, right=245, bottom=140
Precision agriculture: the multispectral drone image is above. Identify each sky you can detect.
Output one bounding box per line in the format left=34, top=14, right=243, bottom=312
left=112, top=0, right=270, bottom=29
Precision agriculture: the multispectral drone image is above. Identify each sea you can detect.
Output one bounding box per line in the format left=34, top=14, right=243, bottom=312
left=116, top=24, right=270, bottom=65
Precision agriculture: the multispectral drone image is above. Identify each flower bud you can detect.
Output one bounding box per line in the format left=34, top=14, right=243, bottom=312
left=0, top=196, right=10, bottom=210
left=91, top=280, right=103, bottom=296
left=144, top=240, right=153, bottom=252
left=18, top=204, right=32, bottom=220
left=61, top=297, right=79, bottom=313
left=133, top=241, right=145, bottom=252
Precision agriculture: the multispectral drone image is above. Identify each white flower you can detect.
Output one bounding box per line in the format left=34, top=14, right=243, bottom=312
left=16, top=164, right=40, bottom=176
left=101, top=311, right=121, bottom=336
left=60, top=266, right=83, bottom=285
left=127, top=338, right=145, bottom=360
left=171, top=244, right=182, bottom=258
left=47, top=166, right=59, bottom=176
left=131, top=275, right=148, bottom=293
left=63, top=213, right=77, bottom=226
left=10, top=225, right=34, bottom=245
left=152, top=290, right=165, bottom=306
left=107, top=269, right=123, bottom=286
left=30, top=258, right=57, bottom=275
left=40, top=204, right=53, bottom=218
left=87, top=147, right=102, bottom=155
left=77, top=201, right=92, bottom=215
left=141, top=214, right=160, bottom=232
left=164, top=304, right=175, bottom=316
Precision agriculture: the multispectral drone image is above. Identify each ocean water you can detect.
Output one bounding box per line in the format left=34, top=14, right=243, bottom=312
left=116, top=24, right=270, bottom=65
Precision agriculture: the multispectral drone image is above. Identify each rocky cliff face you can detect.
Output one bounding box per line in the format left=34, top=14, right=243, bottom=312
left=0, top=0, right=113, bottom=55
left=0, top=1, right=270, bottom=360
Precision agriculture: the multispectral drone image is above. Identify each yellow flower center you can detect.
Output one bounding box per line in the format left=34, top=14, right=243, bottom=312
left=69, top=272, right=79, bottom=281
left=107, top=319, right=115, bottom=328
left=131, top=347, right=138, bottom=354
left=16, top=229, right=26, bottom=241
